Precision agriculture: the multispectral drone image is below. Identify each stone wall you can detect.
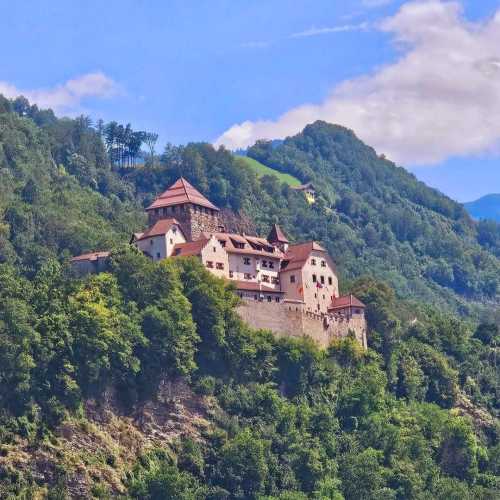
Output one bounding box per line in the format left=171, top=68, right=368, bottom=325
left=185, top=206, right=220, bottom=241
left=237, top=300, right=367, bottom=349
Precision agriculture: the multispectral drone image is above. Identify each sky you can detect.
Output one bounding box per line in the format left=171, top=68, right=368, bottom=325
left=0, top=0, right=499, bottom=202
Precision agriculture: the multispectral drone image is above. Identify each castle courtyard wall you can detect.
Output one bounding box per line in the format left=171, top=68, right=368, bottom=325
left=236, top=300, right=367, bottom=349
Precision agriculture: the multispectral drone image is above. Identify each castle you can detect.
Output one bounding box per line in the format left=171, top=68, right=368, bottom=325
left=72, top=178, right=367, bottom=348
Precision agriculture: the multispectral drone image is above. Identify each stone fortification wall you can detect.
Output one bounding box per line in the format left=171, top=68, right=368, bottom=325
left=186, top=206, right=220, bottom=241
left=236, top=300, right=367, bottom=349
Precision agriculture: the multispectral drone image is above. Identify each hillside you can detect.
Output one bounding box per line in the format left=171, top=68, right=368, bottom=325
left=0, top=99, right=498, bottom=498
left=465, top=194, right=500, bottom=222
left=235, top=154, right=301, bottom=187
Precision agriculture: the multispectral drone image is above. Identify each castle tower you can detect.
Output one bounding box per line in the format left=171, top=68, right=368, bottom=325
left=146, top=178, right=221, bottom=241
left=267, top=224, right=289, bottom=253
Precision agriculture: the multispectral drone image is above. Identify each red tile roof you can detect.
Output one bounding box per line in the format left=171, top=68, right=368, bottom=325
left=201, top=232, right=283, bottom=259
left=329, top=294, right=365, bottom=311
left=135, top=218, right=183, bottom=241
left=147, top=177, right=219, bottom=211
left=234, top=281, right=283, bottom=293
left=267, top=224, right=289, bottom=243
left=172, top=238, right=209, bottom=257
left=71, top=251, right=110, bottom=262
left=291, top=182, right=315, bottom=191
left=281, top=241, right=326, bottom=271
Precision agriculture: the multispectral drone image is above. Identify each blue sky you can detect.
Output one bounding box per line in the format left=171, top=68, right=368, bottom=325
left=1, top=0, right=499, bottom=202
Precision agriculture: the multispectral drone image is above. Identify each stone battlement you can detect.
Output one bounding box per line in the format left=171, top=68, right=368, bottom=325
left=237, top=299, right=367, bottom=349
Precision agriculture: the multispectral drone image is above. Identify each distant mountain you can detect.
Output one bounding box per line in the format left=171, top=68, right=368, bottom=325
left=465, top=194, right=500, bottom=221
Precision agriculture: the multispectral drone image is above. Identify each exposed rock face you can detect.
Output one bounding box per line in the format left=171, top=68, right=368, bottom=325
left=219, top=208, right=257, bottom=235
left=0, top=380, right=212, bottom=498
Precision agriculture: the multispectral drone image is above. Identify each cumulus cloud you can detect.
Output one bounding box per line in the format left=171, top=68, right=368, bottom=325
left=216, top=1, right=500, bottom=166
left=0, top=72, right=119, bottom=115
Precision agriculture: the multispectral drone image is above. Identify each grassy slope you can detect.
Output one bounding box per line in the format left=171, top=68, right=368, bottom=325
left=236, top=155, right=301, bottom=187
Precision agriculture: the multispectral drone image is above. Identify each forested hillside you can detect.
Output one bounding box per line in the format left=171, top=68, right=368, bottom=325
left=0, top=97, right=498, bottom=498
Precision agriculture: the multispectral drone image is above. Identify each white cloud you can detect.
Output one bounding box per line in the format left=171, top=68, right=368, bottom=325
left=0, top=72, right=120, bottom=115
left=216, top=1, right=500, bottom=166
left=291, top=22, right=369, bottom=38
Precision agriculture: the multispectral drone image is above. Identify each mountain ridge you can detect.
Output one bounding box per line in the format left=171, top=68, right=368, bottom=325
left=465, top=193, right=500, bottom=222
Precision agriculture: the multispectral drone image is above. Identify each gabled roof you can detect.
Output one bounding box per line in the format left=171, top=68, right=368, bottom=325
left=329, top=294, right=365, bottom=311
left=280, top=241, right=327, bottom=271
left=172, top=238, right=210, bottom=257
left=71, top=251, right=110, bottom=262
left=267, top=224, right=289, bottom=244
left=135, top=218, right=184, bottom=241
left=202, top=232, right=283, bottom=259
left=146, top=177, right=219, bottom=211
left=291, top=182, right=315, bottom=191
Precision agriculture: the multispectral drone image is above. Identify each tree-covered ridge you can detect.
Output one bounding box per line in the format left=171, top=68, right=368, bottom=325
left=0, top=96, right=498, bottom=497
left=0, top=248, right=498, bottom=498
left=244, top=122, right=500, bottom=310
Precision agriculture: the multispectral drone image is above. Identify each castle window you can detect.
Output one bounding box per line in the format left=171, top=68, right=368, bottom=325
left=262, top=275, right=269, bottom=283
left=323, top=295, right=325, bottom=300
left=262, top=260, right=268, bottom=267
left=269, top=261, right=274, bottom=269
left=150, top=239, right=154, bottom=245
left=229, top=270, right=234, bottom=278
left=206, top=261, right=214, bottom=268
left=170, top=238, right=174, bottom=245
left=328, top=277, right=333, bottom=285
left=312, top=274, right=317, bottom=283
left=244, top=273, right=251, bottom=280
left=254, top=294, right=258, bottom=300
left=156, top=252, right=161, bottom=259
left=243, top=257, right=251, bottom=265
left=290, top=275, right=296, bottom=283
left=216, top=262, right=224, bottom=270
left=275, top=297, right=280, bottom=303
left=267, top=296, right=272, bottom=302
left=314, top=293, right=317, bottom=298
left=320, top=275, right=325, bottom=284
left=213, top=246, right=217, bottom=252
left=311, top=258, right=316, bottom=265
left=321, top=260, right=326, bottom=267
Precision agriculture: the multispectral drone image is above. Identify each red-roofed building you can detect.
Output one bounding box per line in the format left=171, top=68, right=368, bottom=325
left=329, top=294, right=365, bottom=315
left=280, top=241, right=339, bottom=314
left=70, top=177, right=366, bottom=347
left=71, top=251, right=110, bottom=275
left=146, top=177, right=222, bottom=240
left=132, top=218, right=186, bottom=261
